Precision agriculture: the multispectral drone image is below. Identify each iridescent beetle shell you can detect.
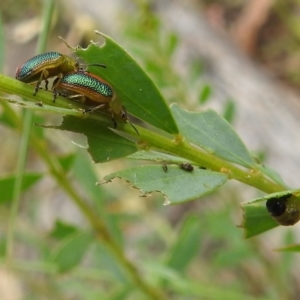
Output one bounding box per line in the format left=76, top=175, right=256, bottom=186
left=15, top=52, right=79, bottom=95
left=53, top=71, right=113, bottom=103
left=52, top=71, right=129, bottom=125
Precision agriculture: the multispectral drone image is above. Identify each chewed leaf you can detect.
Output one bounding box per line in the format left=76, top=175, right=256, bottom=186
left=241, top=190, right=299, bottom=238
left=242, top=198, right=278, bottom=238
left=50, top=232, right=92, bottom=273
left=74, top=32, right=178, bottom=134
left=51, top=116, right=138, bottom=162
left=103, top=165, right=228, bottom=204
left=171, top=104, right=254, bottom=168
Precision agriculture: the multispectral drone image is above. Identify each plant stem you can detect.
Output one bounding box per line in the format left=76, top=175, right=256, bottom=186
left=0, top=73, right=286, bottom=195
left=2, top=89, right=166, bottom=299
left=0, top=68, right=287, bottom=298
left=5, top=0, right=55, bottom=262
left=6, top=111, right=33, bottom=262
left=31, top=136, right=166, bottom=299
left=128, top=126, right=286, bottom=194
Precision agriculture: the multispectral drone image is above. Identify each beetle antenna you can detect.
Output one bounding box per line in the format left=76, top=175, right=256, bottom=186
left=87, top=63, right=106, bottom=68
left=129, top=120, right=139, bottom=135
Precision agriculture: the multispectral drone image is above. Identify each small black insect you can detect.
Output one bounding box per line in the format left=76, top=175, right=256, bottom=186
left=162, top=164, right=168, bottom=172
left=179, top=162, right=194, bottom=172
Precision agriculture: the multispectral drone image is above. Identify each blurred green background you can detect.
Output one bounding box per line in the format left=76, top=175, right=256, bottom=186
left=0, top=0, right=300, bottom=299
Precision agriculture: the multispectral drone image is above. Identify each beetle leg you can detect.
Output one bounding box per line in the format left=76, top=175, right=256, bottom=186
left=111, top=116, right=117, bottom=128
left=83, top=104, right=106, bottom=114
left=34, top=68, right=49, bottom=96
left=129, top=120, right=139, bottom=135
left=51, top=73, right=64, bottom=92
left=45, top=79, right=49, bottom=90
left=67, top=94, right=86, bottom=102
left=52, top=90, right=58, bottom=102
left=118, top=107, right=139, bottom=135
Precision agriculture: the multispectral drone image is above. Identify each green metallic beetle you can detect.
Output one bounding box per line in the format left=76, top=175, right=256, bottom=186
left=52, top=71, right=138, bottom=134
left=15, top=52, right=80, bottom=96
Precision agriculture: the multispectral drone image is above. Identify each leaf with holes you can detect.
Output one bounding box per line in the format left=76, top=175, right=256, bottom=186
left=74, top=32, right=178, bottom=134
left=103, top=165, right=228, bottom=204
left=49, top=116, right=138, bottom=162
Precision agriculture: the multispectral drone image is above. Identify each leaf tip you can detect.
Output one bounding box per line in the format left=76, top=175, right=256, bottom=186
left=58, top=36, right=79, bottom=52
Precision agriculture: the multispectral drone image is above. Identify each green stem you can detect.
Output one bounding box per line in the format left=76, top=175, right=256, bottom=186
left=0, top=74, right=115, bottom=124
left=41, top=119, right=168, bottom=298
left=0, top=68, right=286, bottom=297
left=0, top=73, right=286, bottom=195
left=6, top=111, right=33, bottom=262
left=5, top=0, right=55, bottom=262
left=36, top=0, right=55, bottom=53
left=134, top=126, right=285, bottom=194
left=32, top=137, right=165, bottom=299
left=1, top=80, right=166, bottom=300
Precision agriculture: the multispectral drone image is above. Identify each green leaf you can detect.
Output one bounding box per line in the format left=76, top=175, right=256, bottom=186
left=50, top=231, right=92, bottom=273
left=49, top=220, right=79, bottom=240
left=167, top=215, right=201, bottom=272
left=103, top=165, right=227, bottom=204
left=198, top=84, right=211, bottom=104
left=171, top=104, right=254, bottom=168
left=74, top=32, right=178, bottom=134
left=54, top=116, right=138, bottom=162
left=165, top=32, right=179, bottom=56
left=275, top=244, right=300, bottom=252
left=145, top=263, right=268, bottom=300
left=73, top=150, right=108, bottom=204
left=0, top=101, right=19, bottom=128
left=242, top=198, right=278, bottom=238
left=0, top=173, right=42, bottom=203
left=57, top=153, right=76, bottom=172
left=222, top=100, right=236, bottom=123
left=93, top=243, right=130, bottom=283
left=241, top=190, right=297, bottom=238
